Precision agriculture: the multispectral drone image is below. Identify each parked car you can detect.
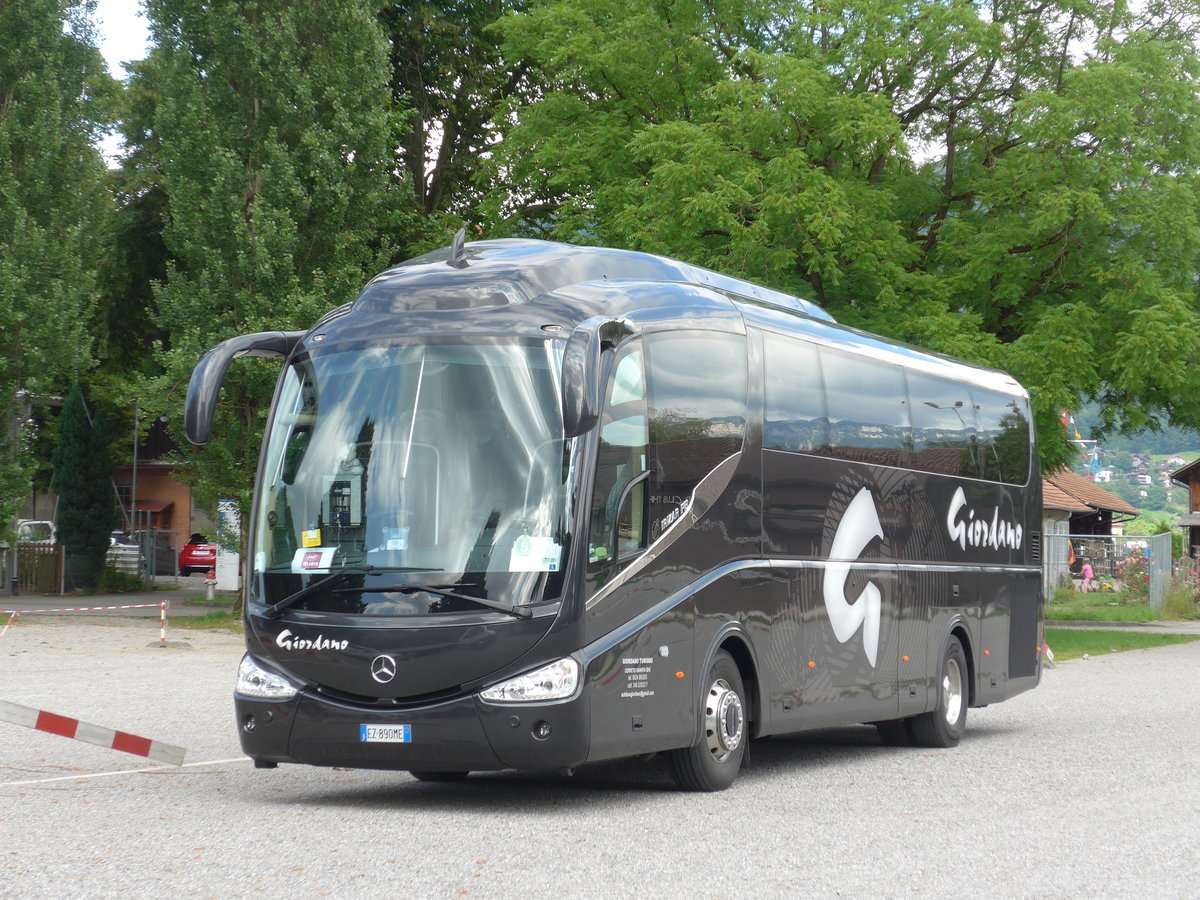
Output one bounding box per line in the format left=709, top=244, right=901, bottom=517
left=179, top=533, right=218, bottom=576
left=16, top=519, right=55, bottom=544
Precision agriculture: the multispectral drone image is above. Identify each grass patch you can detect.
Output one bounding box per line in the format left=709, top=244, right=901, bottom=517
left=181, top=594, right=238, bottom=607
left=1048, top=579, right=1200, bottom=623
left=1046, top=591, right=1159, bottom=622
left=1044, top=627, right=1200, bottom=661
left=172, top=610, right=243, bottom=633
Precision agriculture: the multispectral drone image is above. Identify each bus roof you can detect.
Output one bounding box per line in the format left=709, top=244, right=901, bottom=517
left=328, top=238, right=1023, bottom=399
left=353, top=239, right=834, bottom=323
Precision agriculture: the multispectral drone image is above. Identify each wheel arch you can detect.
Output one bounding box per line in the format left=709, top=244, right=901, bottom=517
left=948, top=620, right=977, bottom=708
left=704, top=624, right=762, bottom=738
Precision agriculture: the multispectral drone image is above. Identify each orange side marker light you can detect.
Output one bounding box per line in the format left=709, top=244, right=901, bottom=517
left=807, top=661, right=816, bottom=669
left=675, top=671, right=685, bottom=679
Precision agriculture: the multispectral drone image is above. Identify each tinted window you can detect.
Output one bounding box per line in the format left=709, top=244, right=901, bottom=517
left=646, top=331, right=747, bottom=493
left=976, top=389, right=1031, bottom=484
left=907, top=370, right=979, bottom=478
left=757, top=331, right=1029, bottom=484
left=819, top=348, right=912, bottom=464
left=764, top=335, right=828, bottom=452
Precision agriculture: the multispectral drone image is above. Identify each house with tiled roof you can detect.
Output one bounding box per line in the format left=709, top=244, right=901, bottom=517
left=1041, top=468, right=1139, bottom=595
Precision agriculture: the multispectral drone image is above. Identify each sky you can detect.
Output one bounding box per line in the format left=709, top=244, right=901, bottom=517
left=92, top=0, right=150, bottom=79
left=91, top=0, right=150, bottom=161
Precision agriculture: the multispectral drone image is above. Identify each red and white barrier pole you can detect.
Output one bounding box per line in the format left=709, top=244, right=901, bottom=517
left=0, top=698, right=185, bottom=765
left=0, top=602, right=170, bottom=644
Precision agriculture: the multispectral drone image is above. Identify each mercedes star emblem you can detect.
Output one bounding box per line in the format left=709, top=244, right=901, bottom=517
left=370, top=654, right=397, bottom=684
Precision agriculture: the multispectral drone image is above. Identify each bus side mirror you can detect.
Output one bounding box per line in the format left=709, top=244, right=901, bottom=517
left=184, top=331, right=304, bottom=446
left=561, top=321, right=602, bottom=438
left=561, top=317, right=635, bottom=438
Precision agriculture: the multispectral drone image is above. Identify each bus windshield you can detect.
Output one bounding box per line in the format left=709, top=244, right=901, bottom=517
left=251, top=339, right=574, bottom=617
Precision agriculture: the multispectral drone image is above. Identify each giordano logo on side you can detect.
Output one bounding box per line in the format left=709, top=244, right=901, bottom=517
left=823, top=485, right=1024, bottom=668
left=822, top=487, right=883, bottom=668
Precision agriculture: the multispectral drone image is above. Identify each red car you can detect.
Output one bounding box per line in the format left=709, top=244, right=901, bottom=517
left=178, top=533, right=218, bottom=576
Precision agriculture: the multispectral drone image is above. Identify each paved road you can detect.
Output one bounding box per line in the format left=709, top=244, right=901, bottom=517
left=1, top=617, right=1197, bottom=898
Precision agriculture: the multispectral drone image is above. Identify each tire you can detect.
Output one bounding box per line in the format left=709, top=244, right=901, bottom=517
left=179, top=567, right=190, bottom=577
left=669, top=650, right=748, bottom=792
left=409, top=771, right=469, bottom=782
left=909, top=635, right=968, bottom=748
left=875, top=718, right=915, bottom=747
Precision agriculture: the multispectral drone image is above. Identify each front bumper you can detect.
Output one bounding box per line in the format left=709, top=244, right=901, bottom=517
left=236, top=688, right=591, bottom=773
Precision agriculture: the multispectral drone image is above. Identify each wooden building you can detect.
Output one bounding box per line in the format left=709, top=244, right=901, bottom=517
left=1169, top=458, right=1200, bottom=557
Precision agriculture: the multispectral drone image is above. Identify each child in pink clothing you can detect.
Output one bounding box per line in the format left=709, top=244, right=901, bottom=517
left=1081, top=559, right=1095, bottom=592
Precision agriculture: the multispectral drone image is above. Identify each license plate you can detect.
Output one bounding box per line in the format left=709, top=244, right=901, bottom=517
left=360, top=724, right=411, bottom=743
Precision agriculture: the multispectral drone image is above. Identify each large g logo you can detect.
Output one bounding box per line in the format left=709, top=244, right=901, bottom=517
left=822, top=487, right=883, bottom=667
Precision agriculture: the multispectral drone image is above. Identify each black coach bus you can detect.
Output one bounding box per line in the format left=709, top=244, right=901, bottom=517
left=185, top=237, right=1043, bottom=791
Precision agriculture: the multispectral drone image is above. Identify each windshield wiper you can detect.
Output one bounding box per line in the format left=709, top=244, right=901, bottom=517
left=334, top=583, right=534, bottom=619
left=261, top=566, right=443, bottom=619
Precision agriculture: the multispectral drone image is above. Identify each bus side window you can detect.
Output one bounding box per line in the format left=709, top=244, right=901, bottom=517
left=588, top=345, right=649, bottom=578
left=908, top=371, right=980, bottom=478
left=645, top=330, right=747, bottom=493
left=763, top=335, right=827, bottom=452
left=974, top=388, right=1031, bottom=484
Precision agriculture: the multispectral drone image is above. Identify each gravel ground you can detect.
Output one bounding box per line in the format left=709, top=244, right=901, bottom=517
left=1, top=617, right=1198, bottom=898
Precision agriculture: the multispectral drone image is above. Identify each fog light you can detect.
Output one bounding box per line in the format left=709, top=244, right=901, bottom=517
left=243, top=715, right=257, bottom=734
left=532, top=720, right=552, bottom=741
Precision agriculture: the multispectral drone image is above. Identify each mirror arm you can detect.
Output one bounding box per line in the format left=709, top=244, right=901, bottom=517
left=184, top=331, right=304, bottom=445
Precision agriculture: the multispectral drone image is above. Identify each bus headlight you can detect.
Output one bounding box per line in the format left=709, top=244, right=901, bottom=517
left=237, top=654, right=299, bottom=700
left=481, top=658, right=580, bottom=704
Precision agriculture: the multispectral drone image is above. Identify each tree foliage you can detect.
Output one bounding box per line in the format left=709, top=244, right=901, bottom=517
left=486, top=0, right=1200, bottom=470
left=380, top=0, right=535, bottom=233
left=51, top=383, right=117, bottom=587
left=0, top=0, right=116, bottom=533
left=135, top=0, right=412, bottom=523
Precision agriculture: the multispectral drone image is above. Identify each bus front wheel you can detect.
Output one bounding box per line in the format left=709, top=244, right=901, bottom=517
left=669, top=650, right=747, bottom=792
left=910, top=635, right=967, bottom=748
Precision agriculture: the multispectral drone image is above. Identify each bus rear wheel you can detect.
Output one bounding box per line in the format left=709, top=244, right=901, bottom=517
left=669, top=650, right=747, bottom=792
left=910, top=635, right=967, bottom=748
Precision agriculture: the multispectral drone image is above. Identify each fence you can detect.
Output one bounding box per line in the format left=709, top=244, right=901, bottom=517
left=16, top=543, right=64, bottom=595
left=106, top=529, right=180, bottom=586
left=1044, top=532, right=1172, bottom=608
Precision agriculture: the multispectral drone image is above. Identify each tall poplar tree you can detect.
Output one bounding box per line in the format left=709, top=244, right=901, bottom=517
left=0, top=0, right=115, bottom=533
left=51, top=383, right=117, bottom=588
left=486, top=0, right=1200, bottom=469
left=137, top=0, right=411, bottom=523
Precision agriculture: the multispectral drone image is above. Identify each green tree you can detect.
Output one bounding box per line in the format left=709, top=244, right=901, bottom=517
left=134, top=0, right=412, bottom=526
left=485, top=0, right=1200, bottom=471
left=380, top=0, right=536, bottom=236
left=51, top=383, right=117, bottom=588
left=0, top=0, right=117, bottom=533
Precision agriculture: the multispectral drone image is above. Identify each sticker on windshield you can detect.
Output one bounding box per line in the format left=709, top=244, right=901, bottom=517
left=292, top=547, right=337, bottom=573
left=509, top=535, right=562, bottom=572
